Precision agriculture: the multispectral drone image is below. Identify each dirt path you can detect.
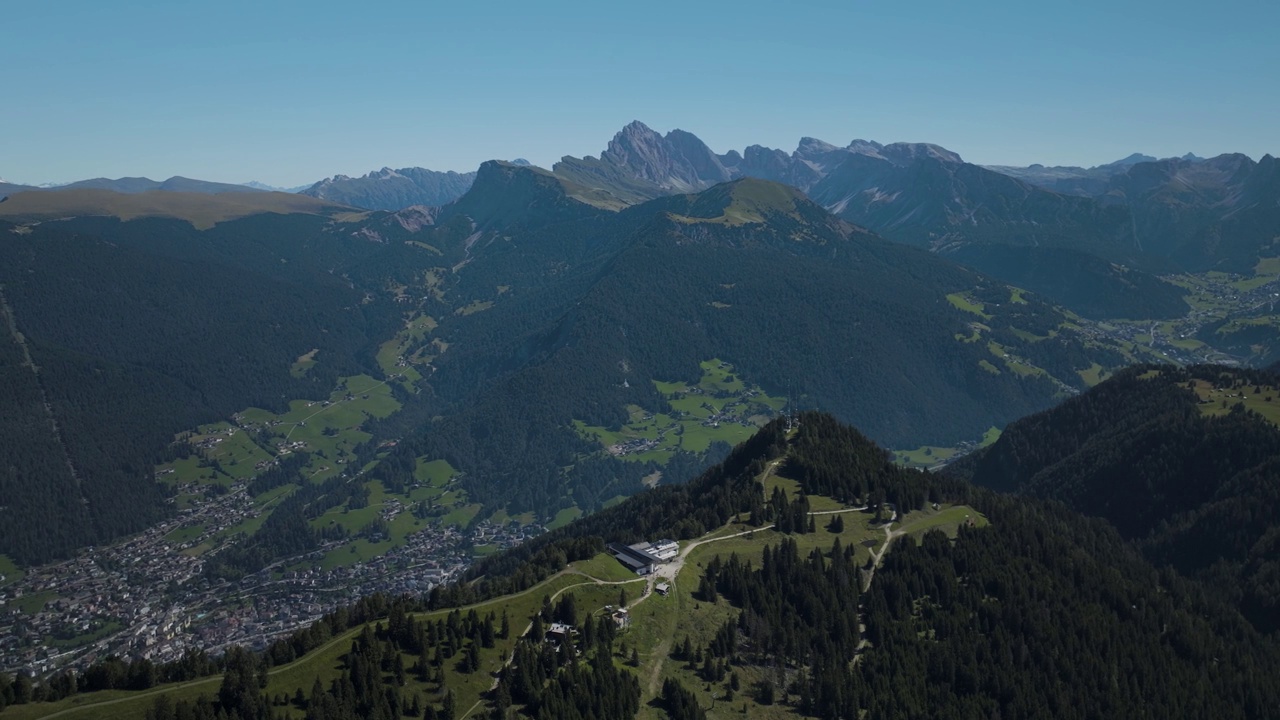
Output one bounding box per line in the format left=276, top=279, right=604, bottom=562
left=809, top=506, right=869, bottom=516
left=863, top=512, right=900, bottom=591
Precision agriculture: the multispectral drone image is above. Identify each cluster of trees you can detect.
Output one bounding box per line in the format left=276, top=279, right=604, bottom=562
left=758, top=486, right=813, bottom=533
left=0, top=670, right=30, bottom=710
left=786, top=412, right=967, bottom=513
left=659, top=678, right=706, bottom=720
left=704, top=538, right=862, bottom=667
left=204, top=475, right=350, bottom=581
left=657, top=413, right=1280, bottom=719
left=856, top=491, right=1280, bottom=719
left=2, top=650, right=222, bottom=707
left=145, top=601, right=502, bottom=720
left=954, top=364, right=1280, bottom=632
left=494, top=606, right=640, bottom=720
left=689, top=536, right=871, bottom=717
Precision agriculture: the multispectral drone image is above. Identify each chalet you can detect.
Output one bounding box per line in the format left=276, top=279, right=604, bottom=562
left=655, top=582, right=671, bottom=596
left=545, top=622, right=573, bottom=645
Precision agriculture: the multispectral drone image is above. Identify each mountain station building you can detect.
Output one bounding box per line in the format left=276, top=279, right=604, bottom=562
left=607, top=539, right=679, bottom=575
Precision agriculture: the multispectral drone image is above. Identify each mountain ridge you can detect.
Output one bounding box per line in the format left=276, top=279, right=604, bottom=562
left=301, top=165, right=478, bottom=211
left=950, top=363, right=1280, bottom=632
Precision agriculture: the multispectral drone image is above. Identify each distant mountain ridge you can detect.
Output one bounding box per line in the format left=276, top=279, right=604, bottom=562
left=986, top=152, right=1205, bottom=196
left=66, top=176, right=268, bottom=195
left=240, top=180, right=310, bottom=193
left=0, top=188, right=352, bottom=229
left=542, top=122, right=1182, bottom=318
left=300, top=166, right=478, bottom=211
left=988, top=151, right=1280, bottom=272
left=552, top=122, right=1139, bottom=258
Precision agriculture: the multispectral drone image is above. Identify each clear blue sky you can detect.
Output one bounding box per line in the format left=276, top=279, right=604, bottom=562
left=3, top=0, right=1276, bottom=187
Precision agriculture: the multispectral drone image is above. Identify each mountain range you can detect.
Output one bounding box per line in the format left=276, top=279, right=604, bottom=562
left=0, top=175, right=273, bottom=196
left=1, top=125, right=1277, bottom=568
left=986, top=152, right=1204, bottom=196
left=166, top=121, right=1265, bottom=318
left=4, top=121, right=1280, bottom=720
left=10, top=123, right=1275, bottom=279
left=550, top=122, right=1280, bottom=272
left=299, top=166, right=479, bottom=211
left=0, top=159, right=1147, bottom=565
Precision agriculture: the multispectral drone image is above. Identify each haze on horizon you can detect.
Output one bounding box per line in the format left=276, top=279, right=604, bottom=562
left=3, top=0, right=1276, bottom=188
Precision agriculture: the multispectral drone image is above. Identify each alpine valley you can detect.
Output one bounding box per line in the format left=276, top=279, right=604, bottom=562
left=2, top=122, right=1280, bottom=720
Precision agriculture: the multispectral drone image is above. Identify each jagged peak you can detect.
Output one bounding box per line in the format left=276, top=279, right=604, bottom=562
left=608, top=120, right=662, bottom=149
left=621, top=119, right=656, bottom=134
left=846, top=139, right=884, bottom=153
left=796, top=136, right=840, bottom=155
left=602, top=121, right=666, bottom=163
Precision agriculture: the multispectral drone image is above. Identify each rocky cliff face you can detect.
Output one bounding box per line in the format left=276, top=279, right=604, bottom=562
left=593, top=120, right=733, bottom=192
left=301, top=166, right=476, bottom=211
left=1101, top=153, right=1280, bottom=270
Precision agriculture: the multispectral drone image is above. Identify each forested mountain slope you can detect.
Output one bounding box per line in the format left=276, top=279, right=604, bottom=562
left=10, top=414, right=1280, bottom=719
left=373, top=169, right=1135, bottom=518
left=0, top=211, right=425, bottom=563
left=0, top=168, right=1139, bottom=566
left=951, top=364, right=1280, bottom=632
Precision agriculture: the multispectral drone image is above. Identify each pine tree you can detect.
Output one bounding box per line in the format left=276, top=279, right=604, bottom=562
left=441, top=689, right=457, bottom=720
left=828, top=514, right=844, bottom=533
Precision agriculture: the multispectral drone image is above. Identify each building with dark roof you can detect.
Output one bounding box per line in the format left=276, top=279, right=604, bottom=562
left=607, top=542, right=656, bottom=575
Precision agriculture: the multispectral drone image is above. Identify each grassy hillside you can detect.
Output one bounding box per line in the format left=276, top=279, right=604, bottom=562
left=0, top=188, right=349, bottom=229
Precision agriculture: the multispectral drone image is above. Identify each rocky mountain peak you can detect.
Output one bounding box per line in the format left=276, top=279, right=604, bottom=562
left=878, top=142, right=963, bottom=166
left=796, top=137, right=840, bottom=156
left=599, top=121, right=730, bottom=192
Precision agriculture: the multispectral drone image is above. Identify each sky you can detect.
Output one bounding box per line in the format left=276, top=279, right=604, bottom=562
left=3, top=0, right=1277, bottom=187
